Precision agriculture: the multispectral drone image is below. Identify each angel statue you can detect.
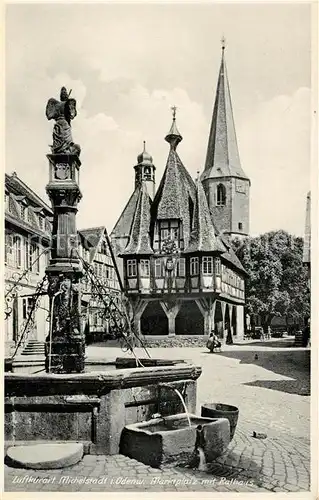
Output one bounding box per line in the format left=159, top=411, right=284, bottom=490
left=46, top=87, right=81, bottom=156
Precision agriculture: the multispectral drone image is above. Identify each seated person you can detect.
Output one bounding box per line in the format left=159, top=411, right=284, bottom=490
left=207, top=331, right=222, bottom=352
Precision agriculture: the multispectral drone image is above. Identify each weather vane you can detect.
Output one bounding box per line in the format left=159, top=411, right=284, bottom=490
left=171, top=105, right=177, bottom=120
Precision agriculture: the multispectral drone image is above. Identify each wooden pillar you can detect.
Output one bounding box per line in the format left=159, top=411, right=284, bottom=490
left=195, top=298, right=214, bottom=336
left=160, top=301, right=180, bottom=336
left=220, top=301, right=226, bottom=340
left=236, top=305, right=244, bottom=341
left=229, top=304, right=233, bottom=338
left=132, top=299, right=148, bottom=339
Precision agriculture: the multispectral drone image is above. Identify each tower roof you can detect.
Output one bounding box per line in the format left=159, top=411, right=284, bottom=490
left=151, top=112, right=196, bottom=248
left=184, top=176, right=226, bottom=254
left=137, top=141, right=153, bottom=166
left=153, top=112, right=195, bottom=221
left=165, top=106, right=183, bottom=150
left=201, top=42, right=249, bottom=182
left=121, top=182, right=153, bottom=255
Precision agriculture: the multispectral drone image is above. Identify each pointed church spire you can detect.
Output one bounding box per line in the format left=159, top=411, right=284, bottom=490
left=201, top=41, right=249, bottom=181
left=165, top=106, right=183, bottom=150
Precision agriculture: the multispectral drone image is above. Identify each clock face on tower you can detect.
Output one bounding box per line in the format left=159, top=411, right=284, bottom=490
left=235, top=180, right=246, bottom=194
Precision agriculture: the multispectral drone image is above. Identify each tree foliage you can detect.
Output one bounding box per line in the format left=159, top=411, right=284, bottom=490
left=232, top=230, right=309, bottom=329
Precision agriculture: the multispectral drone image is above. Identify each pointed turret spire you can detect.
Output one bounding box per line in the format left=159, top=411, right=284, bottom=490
left=165, top=106, right=183, bottom=150
left=201, top=41, right=249, bottom=181
left=122, top=182, right=153, bottom=255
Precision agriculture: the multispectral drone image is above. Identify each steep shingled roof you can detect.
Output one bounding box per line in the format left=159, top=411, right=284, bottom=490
left=5, top=172, right=53, bottom=214
left=201, top=47, right=249, bottom=182
left=122, top=182, right=153, bottom=255
left=185, top=178, right=226, bottom=254
left=221, top=243, right=246, bottom=274
left=78, top=226, right=105, bottom=262
left=151, top=114, right=196, bottom=249
left=111, top=187, right=140, bottom=240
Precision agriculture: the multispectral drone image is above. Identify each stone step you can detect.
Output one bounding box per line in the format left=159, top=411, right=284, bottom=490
left=6, top=442, right=84, bottom=469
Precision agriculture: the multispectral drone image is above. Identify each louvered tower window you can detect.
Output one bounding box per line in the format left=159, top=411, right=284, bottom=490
left=216, top=184, right=226, bottom=206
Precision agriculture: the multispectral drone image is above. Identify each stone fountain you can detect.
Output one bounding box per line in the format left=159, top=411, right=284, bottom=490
left=4, top=87, right=230, bottom=469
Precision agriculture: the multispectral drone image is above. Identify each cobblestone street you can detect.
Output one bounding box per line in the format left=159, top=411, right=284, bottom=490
left=4, top=340, right=311, bottom=493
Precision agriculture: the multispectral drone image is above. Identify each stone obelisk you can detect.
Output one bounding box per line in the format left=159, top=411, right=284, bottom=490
left=44, top=87, right=85, bottom=373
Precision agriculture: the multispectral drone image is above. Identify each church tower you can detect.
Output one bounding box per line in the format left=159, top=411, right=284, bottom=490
left=134, top=141, right=156, bottom=200
left=201, top=40, right=250, bottom=239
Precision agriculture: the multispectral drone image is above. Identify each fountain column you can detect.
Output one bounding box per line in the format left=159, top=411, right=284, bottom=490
left=44, top=87, right=85, bottom=373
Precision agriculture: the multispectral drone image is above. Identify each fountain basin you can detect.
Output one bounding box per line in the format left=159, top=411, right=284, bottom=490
left=120, top=413, right=230, bottom=467
left=5, top=361, right=201, bottom=455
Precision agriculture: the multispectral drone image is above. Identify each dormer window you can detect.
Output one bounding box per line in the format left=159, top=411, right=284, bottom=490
left=39, top=215, right=44, bottom=230
left=27, top=208, right=34, bottom=225
left=216, top=184, right=226, bottom=206
left=159, top=220, right=180, bottom=251
left=20, top=204, right=26, bottom=220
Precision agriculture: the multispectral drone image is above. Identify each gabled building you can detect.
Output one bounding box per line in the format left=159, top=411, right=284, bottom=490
left=4, top=172, right=53, bottom=356
left=78, top=226, right=122, bottom=342
left=4, top=173, right=122, bottom=354
left=111, top=98, right=247, bottom=341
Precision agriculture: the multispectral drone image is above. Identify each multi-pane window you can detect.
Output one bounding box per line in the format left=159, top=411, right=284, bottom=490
left=25, top=241, right=31, bottom=270
left=23, top=297, right=35, bottom=320
left=202, top=257, right=213, bottom=275
left=5, top=233, right=14, bottom=265
left=177, top=258, right=186, bottom=277
left=31, top=243, right=40, bottom=273
left=215, top=257, right=221, bottom=275
left=190, top=257, right=199, bottom=276
left=25, top=241, right=39, bottom=272
left=159, top=220, right=180, bottom=249
left=13, top=236, right=22, bottom=267
left=154, top=259, right=162, bottom=278
left=140, top=259, right=150, bottom=277
left=94, top=262, right=104, bottom=278
left=127, top=259, right=137, bottom=277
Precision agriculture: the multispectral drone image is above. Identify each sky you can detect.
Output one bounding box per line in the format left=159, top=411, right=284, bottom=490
left=5, top=2, right=312, bottom=236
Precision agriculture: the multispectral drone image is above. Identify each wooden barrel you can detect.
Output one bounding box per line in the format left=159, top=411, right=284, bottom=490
left=201, top=403, right=239, bottom=441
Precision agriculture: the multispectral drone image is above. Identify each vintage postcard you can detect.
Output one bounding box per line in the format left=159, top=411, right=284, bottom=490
left=3, top=1, right=316, bottom=498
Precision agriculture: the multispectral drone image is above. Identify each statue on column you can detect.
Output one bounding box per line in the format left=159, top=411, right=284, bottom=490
left=46, top=87, right=81, bottom=156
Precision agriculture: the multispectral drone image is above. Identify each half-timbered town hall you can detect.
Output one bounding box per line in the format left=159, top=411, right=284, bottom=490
left=111, top=45, right=250, bottom=342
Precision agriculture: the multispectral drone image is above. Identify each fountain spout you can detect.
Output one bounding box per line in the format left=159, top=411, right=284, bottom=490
left=195, top=425, right=207, bottom=471
left=158, top=383, right=191, bottom=428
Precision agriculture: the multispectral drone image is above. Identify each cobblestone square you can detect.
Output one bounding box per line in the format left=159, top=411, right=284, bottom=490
left=4, top=340, right=311, bottom=493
